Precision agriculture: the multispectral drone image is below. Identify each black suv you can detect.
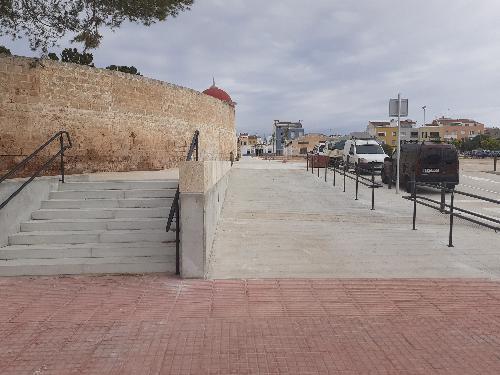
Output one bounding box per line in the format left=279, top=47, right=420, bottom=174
left=381, top=142, right=459, bottom=192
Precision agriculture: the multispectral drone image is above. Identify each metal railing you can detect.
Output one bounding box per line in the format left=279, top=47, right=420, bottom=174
left=0, top=131, right=72, bottom=210
left=307, top=154, right=382, bottom=210
left=403, top=174, right=500, bottom=247
left=166, top=130, right=199, bottom=275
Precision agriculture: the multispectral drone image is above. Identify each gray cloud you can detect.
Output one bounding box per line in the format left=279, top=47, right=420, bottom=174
left=2, top=0, right=500, bottom=135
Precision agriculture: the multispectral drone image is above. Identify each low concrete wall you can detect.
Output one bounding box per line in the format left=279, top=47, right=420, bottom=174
left=0, top=177, right=59, bottom=247
left=179, top=161, right=231, bottom=278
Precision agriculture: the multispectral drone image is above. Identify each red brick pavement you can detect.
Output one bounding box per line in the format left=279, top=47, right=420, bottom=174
left=1, top=275, right=500, bottom=374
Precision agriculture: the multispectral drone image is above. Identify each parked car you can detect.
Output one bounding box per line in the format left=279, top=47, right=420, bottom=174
left=326, top=140, right=346, bottom=161
left=381, top=142, right=459, bottom=192
left=343, top=139, right=388, bottom=172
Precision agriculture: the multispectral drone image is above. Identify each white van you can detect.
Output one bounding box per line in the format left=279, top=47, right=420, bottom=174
left=343, top=139, right=388, bottom=171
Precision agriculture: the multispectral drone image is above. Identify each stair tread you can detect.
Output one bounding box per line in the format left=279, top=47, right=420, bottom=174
left=10, top=229, right=169, bottom=236
left=0, top=256, right=173, bottom=266
left=35, top=207, right=170, bottom=211
left=1, top=242, right=173, bottom=250
left=24, top=217, right=168, bottom=223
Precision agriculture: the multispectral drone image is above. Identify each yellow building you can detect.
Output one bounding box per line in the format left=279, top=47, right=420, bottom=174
left=366, top=120, right=418, bottom=147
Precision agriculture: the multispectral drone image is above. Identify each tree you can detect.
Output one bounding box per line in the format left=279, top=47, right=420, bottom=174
left=0, top=0, right=194, bottom=52
left=106, top=64, right=141, bottom=75
left=60, top=48, right=94, bottom=66
left=0, top=45, right=11, bottom=55
left=381, top=143, right=394, bottom=156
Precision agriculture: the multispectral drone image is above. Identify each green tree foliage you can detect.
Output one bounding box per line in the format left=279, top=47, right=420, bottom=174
left=0, top=45, right=11, bottom=55
left=0, top=0, right=194, bottom=52
left=47, top=52, right=59, bottom=61
left=381, top=143, right=394, bottom=156
left=106, top=65, right=141, bottom=75
left=61, top=48, right=94, bottom=66
left=460, top=135, right=500, bottom=151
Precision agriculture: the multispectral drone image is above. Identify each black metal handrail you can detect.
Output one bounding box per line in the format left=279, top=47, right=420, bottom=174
left=0, top=131, right=72, bottom=210
left=166, top=130, right=199, bottom=275
left=403, top=175, right=500, bottom=247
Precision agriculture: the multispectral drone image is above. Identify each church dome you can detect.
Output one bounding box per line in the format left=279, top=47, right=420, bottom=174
left=203, top=79, right=235, bottom=106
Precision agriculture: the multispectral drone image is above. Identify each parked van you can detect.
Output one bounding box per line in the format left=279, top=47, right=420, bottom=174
left=343, top=139, right=388, bottom=171
left=381, top=142, right=459, bottom=192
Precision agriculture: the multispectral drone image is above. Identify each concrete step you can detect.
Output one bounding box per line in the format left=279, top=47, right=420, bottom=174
left=0, top=256, right=175, bottom=276
left=8, top=230, right=175, bottom=245
left=41, top=198, right=173, bottom=209
left=32, top=207, right=169, bottom=220
left=59, top=180, right=178, bottom=191
left=20, top=218, right=171, bottom=232
left=50, top=189, right=177, bottom=200
left=0, top=242, right=175, bottom=260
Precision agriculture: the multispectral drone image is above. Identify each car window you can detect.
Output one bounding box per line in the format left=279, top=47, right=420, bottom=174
left=356, top=144, right=385, bottom=154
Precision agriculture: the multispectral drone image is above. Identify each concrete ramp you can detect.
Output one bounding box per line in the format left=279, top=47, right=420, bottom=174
left=207, top=158, right=500, bottom=279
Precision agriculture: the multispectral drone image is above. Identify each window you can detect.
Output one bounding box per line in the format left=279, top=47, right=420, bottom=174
left=392, top=131, right=397, bottom=136
left=377, top=132, right=386, bottom=137
left=411, top=132, right=418, bottom=138
left=470, top=131, right=474, bottom=135
left=391, top=140, right=396, bottom=145
left=356, top=144, right=385, bottom=154
left=299, top=147, right=307, bottom=154
left=430, top=132, right=440, bottom=138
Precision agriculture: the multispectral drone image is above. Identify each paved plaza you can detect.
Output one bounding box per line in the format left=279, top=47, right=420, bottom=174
left=2, top=275, right=500, bottom=374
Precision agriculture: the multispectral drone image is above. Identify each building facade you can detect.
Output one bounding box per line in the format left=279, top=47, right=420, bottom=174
left=485, top=127, right=500, bottom=139
left=419, top=118, right=485, bottom=142
left=366, top=120, right=417, bottom=146
left=238, top=133, right=258, bottom=156
left=273, top=121, right=305, bottom=155
left=283, top=133, right=328, bottom=156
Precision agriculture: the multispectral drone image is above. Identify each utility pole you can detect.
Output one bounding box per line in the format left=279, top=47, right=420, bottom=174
left=396, top=93, right=401, bottom=194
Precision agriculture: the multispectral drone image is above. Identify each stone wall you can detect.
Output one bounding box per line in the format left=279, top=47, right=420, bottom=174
left=0, top=55, right=236, bottom=176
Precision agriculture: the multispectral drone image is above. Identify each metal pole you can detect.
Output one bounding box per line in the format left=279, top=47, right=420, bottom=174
left=371, top=162, right=375, bottom=210
left=317, top=158, right=320, bottom=177
left=388, top=162, right=392, bottom=190
left=355, top=164, right=359, bottom=200
left=306, top=154, right=309, bottom=171
left=175, top=201, right=180, bottom=275
left=440, top=184, right=446, bottom=213
left=494, top=156, right=498, bottom=172
left=412, top=172, right=417, bottom=230
left=396, top=93, right=401, bottom=194
left=59, top=134, right=65, bottom=183
left=448, top=189, right=455, bottom=247
left=333, top=160, right=336, bottom=187
left=343, top=163, right=346, bottom=192
left=311, top=154, right=314, bottom=174
left=195, top=134, right=199, bottom=161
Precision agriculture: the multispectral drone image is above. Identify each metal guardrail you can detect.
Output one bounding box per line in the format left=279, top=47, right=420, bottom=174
left=0, top=131, right=72, bottom=211
left=403, top=174, right=500, bottom=247
left=306, top=154, right=382, bottom=210
left=166, top=130, right=199, bottom=275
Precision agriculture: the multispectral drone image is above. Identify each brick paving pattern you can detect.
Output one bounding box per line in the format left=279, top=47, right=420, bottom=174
left=1, top=275, right=500, bottom=374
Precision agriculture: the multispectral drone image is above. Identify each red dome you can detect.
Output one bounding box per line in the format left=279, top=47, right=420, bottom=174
left=203, top=80, right=235, bottom=106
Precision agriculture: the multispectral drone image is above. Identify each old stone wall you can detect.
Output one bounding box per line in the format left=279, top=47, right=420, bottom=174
left=0, top=55, right=236, bottom=176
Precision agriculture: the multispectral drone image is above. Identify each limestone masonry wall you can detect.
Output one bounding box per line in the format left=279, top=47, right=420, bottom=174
left=0, top=55, right=236, bottom=175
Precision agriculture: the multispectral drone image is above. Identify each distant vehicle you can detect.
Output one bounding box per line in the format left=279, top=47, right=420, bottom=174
left=325, top=140, right=346, bottom=161
left=381, top=142, right=459, bottom=192
left=343, top=139, right=388, bottom=171
left=472, top=149, right=488, bottom=158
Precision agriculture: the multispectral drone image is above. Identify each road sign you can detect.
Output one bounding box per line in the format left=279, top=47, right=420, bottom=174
left=389, top=98, right=408, bottom=117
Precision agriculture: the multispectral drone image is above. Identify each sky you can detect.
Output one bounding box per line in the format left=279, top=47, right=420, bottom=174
left=2, top=0, right=500, bottom=136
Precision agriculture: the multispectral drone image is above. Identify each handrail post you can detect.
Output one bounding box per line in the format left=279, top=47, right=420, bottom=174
left=355, top=164, right=359, bottom=200
left=440, top=183, right=446, bottom=213
left=324, top=161, right=327, bottom=182
left=494, top=156, right=497, bottom=172
left=306, top=154, right=309, bottom=171
left=412, top=171, right=417, bottom=230
left=448, top=188, right=455, bottom=247
left=311, top=154, right=314, bottom=174
left=343, top=163, right=346, bottom=192
left=388, top=162, right=392, bottom=190
left=195, top=133, right=199, bottom=161
left=371, top=162, right=375, bottom=210
left=175, top=199, right=180, bottom=275
left=317, top=157, right=320, bottom=177
left=59, top=133, right=65, bottom=183
left=333, top=160, right=336, bottom=187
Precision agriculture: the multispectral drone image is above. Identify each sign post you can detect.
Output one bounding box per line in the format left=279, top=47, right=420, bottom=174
left=389, top=95, right=408, bottom=194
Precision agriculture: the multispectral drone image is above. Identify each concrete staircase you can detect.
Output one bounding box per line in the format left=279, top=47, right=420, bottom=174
left=0, top=180, right=178, bottom=276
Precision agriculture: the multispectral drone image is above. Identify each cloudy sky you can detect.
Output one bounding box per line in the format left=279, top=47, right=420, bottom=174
left=2, top=0, right=500, bottom=136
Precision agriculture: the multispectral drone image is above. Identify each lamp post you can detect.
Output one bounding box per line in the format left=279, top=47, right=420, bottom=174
left=422, top=105, right=426, bottom=126
left=396, top=93, right=401, bottom=194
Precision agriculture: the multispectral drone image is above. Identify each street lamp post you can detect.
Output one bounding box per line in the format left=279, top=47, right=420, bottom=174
left=396, top=93, right=401, bottom=194
left=422, top=105, right=426, bottom=127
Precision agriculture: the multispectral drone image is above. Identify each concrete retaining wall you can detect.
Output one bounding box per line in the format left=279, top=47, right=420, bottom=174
left=0, top=177, right=59, bottom=247
left=179, top=161, right=231, bottom=278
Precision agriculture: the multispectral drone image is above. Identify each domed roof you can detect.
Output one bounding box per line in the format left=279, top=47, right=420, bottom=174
left=203, top=79, right=235, bottom=106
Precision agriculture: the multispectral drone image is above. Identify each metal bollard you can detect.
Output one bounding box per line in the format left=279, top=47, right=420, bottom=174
left=324, top=161, right=327, bottom=182
left=388, top=163, right=392, bottom=190
left=59, top=134, right=65, bottom=183
left=355, top=164, right=359, bottom=200
left=412, top=172, right=417, bottom=230
left=495, top=156, right=498, bottom=172
left=306, top=154, right=309, bottom=171
left=371, top=162, right=375, bottom=210
left=448, top=189, right=455, bottom=247
left=317, top=158, right=320, bottom=177
left=311, top=155, right=314, bottom=174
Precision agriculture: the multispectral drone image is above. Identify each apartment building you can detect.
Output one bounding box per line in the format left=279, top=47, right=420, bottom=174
left=419, top=118, right=485, bottom=142
left=366, top=120, right=417, bottom=146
